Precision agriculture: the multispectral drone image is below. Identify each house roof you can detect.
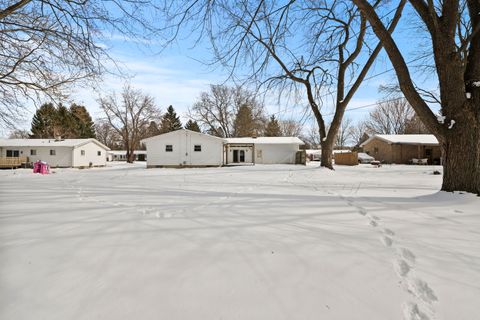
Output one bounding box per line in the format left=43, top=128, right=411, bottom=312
left=0, top=138, right=110, bottom=150
left=141, top=129, right=225, bottom=144
left=225, top=137, right=304, bottom=145
left=108, top=150, right=147, bottom=155
left=360, top=134, right=439, bottom=147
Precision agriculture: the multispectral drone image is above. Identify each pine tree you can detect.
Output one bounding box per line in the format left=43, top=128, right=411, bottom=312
left=55, top=104, right=76, bottom=138
left=264, top=115, right=281, bottom=136
left=146, top=121, right=161, bottom=137
left=31, top=103, right=57, bottom=138
left=70, top=104, right=96, bottom=138
left=185, top=120, right=201, bottom=132
left=159, top=105, right=182, bottom=133
left=233, top=104, right=255, bottom=137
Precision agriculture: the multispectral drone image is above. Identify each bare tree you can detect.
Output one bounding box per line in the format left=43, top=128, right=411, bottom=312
left=350, top=120, right=369, bottom=147
left=94, top=121, right=123, bottom=150
left=335, top=117, right=354, bottom=148
left=0, top=0, right=160, bottom=129
left=353, top=0, right=480, bottom=194
left=8, top=129, right=30, bottom=138
left=99, top=85, right=160, bottom=163
left=189, top=85, right=266, bottom=137
left=279, top=119, right=303, bottom=137
left=160, top=0, right=405, bottom=169
left=365, top=98, right=415, bottom=134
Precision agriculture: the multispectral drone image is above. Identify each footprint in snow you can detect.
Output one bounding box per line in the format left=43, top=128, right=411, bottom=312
left=407, top=278, right=438, bottom=305
left=398, top=248, right=416, bottom=266
left=383, top=228, right=395, bottom=236
left=381, top=235, right=393, bottom=247
left=369, top=220, right=378, bottom=227
left=403, top=302, right=430, bottom=320
left=394, top=259, right=411, bottom=277
left=358, top=208, right=367, bottom=216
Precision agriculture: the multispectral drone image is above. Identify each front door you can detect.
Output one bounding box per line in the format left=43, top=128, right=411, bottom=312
left=239, top=150, right=245, bottom=162
left=233, top=150, right=239, bottom=163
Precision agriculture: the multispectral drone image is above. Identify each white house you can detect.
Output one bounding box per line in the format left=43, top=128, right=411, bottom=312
left=107, top=150, right=147, bottom=161
left=224, top=137, right=304, bottom=164
left=141, top=129, right=225, bottom=168
left=0, top=138, right=110, bottom=168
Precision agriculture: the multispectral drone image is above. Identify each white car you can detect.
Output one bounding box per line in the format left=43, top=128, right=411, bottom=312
left=358, top=152, right=375, bottom=164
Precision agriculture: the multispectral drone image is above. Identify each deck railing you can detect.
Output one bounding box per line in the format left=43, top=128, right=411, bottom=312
left=0, top=157, right=28, bottom=168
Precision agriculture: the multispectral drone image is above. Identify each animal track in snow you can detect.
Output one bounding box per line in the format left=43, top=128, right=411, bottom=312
left=369, top=219, right=378, bottom=227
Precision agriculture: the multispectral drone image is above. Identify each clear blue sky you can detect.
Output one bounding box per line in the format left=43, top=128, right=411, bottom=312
left=16, top=2, right=438, bottom=135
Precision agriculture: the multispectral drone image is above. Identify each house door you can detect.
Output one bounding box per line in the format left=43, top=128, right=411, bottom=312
left=233, top=150, right=239, bottom=163
left=239, top=150, right=245, bottom=162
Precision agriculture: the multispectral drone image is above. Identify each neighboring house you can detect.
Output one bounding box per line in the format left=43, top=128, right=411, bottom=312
left=141, top=129, right=225, bottom=168
left=107, top=150, right=147, bottom=161
left=360, top=134, right=441, bottom=164
left=225, top=137, right=304, bottom=165
left=0, top=138, right=110, bottom=168
left=141, top=129, right=305, bottom=168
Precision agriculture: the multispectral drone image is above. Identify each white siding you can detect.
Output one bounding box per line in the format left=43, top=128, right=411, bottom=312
left=0, top=146, right=73, bottom=167
left=255, top=144, right=299, bottom=164
left=72, top=141, right=108, bottom=167
left=145, top=130, right=224, bottom=167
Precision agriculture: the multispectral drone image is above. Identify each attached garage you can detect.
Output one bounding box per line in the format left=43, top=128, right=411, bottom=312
left=141, top=129, right=224, bottom=168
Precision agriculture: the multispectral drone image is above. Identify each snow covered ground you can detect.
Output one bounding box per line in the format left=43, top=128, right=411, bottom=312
left=0, top=162, right=479, bottom=320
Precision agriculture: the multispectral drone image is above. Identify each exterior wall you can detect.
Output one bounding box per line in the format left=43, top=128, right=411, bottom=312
left=72, top=141, right=107, bottom=167
left=255, top=144, right=299, bottom=164
left=362, top=139, right=394, bottom=163
left=0, top=146, right=73, bottom=167
left=363, top=138, right=441, bottom=164
left=145, top=130, right=224, bottom=167
left=225, top=145, right=254, bottom=164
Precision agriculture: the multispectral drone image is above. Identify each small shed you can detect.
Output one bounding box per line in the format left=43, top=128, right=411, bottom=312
left=141, top=129, right=224, bottom=168
left=224, top=137, right=304, bottom=165
left=360, top=134, right=441, bottom=164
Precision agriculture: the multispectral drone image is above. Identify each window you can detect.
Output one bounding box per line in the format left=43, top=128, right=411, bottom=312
left=6, top=150, right=19, bottom=157
left=97, top=151, right=102, bottom=156
left=425, top=149, right=432, bottom=156
left=165, top=145, right=173, bottom=152
left=30, top=149, right=37, bottom=156
left=194, top=145, right=201, bottom=152
left=50, top=150, right=56, bottom=156
left=81, top=150, right=85, bottom=156
left=373, top=147, right=379, bottom=153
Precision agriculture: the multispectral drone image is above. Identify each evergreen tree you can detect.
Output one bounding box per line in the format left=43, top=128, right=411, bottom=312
left=264, top=115, right=281, bottom=136
left=70, top=104, right=96, bottom=138
left=31, top=103, right=57, bottom=138
left=159, top=105, right=182, bottom=133
left=146, top=121, right=161, bottom=137
left=185, top=119, right=201, bottom=132
left=233, top=104, right=255, bottom=137
left=55, top=104, right=76, bottom=138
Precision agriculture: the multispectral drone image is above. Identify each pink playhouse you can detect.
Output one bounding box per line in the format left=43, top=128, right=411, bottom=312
left=33, top=161, right=50, bottom=174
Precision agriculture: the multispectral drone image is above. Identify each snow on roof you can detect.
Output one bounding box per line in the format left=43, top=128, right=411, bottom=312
left=0, top=138, right=110, bottom=150
left=108, top=150, right=147, bottom=155
left=360, top=134, right=439, bottom=146
left=141, top=129, right=224, bottom=143
left=225, top=137, right=304, bottom=145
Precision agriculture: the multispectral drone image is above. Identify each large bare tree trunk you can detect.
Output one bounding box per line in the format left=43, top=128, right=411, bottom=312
left=441, top=101, right=480, bottom=193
